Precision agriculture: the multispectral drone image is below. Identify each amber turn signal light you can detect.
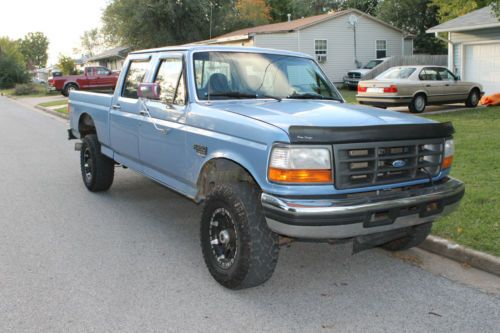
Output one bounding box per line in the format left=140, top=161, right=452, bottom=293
left=442, top=155, right=453, bottom=169
left=268, top=168, right=332, bottom=183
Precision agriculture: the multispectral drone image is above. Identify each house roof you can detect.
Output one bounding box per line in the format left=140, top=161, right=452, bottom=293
left=216, top=8, right=411, bottom=39
left=427, top=5, right=500, bottom=33
left=86, top=46, right=130, bottom=62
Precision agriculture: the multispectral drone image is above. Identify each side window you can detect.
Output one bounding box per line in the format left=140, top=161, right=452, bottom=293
left=315, top=40, right=327, bottom=63
left=437, top=68, right=455, bottom=81
left=96, top=67, right=109, bottom=75
left=86, top=68, right=94, bottom=76
left=122, top=60, right=149, bottom=99
left=154, top=58, right=186, bottom=105
left=376, top=40, right=387, bottom=59
left=419, top=68, right=438, bottom=81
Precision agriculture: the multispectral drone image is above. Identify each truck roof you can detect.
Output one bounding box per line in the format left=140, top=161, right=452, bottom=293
left=129, top=45, right=314, bottom=60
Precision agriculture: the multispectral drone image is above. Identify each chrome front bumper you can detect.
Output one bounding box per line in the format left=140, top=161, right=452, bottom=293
left=261, top=177, right=464, bottom=239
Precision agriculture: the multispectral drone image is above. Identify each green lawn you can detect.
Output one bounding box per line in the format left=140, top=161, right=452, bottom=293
left=338, top=87, right=358, bottom=104
left=0, top=84, right=59, bottom=98
left=39, top=99, right=68, bottom=107
left=425, top=107, right=500, bottom=256
left=54, top=106, right=68, bottom=114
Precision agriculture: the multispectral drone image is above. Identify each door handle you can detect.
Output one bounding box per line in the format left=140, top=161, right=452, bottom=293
left=425, top=84, right=431, bottom=87
left=139, top=110, right=148, bottom=116
left=111, top=104, right=121, bottom=110
left=445, top=84, right=450, bottom=86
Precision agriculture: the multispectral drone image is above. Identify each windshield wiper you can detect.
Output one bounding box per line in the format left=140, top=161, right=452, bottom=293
left=287, top=92, right=340, bottom=101
left=207, top=91, right=258, bottom=99
left=207, top=91, right=282, bottom=101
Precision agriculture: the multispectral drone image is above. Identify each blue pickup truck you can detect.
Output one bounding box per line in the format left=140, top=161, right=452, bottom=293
left=68, top=46, right=464, bottom=289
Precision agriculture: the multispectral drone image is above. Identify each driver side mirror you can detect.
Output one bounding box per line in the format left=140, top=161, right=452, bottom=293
left=137, top=82, right=161, bottom=100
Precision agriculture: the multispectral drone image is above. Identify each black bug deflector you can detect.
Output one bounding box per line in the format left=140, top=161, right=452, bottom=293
left=288, top=122, right=455, bottom=144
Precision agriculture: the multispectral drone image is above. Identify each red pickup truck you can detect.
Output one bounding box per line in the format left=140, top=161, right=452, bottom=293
left=48, top=66, right=119, bottom=96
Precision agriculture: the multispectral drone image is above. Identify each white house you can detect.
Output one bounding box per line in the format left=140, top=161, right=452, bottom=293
left=199, top=9, right=414, bottom=83
left=427, top=6, right=500, bottom=95
left=85, top=46, right=130, bottom=71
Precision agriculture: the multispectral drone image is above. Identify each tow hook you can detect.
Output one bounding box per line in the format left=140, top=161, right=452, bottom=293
left=74, top=142, right=82, bottom=151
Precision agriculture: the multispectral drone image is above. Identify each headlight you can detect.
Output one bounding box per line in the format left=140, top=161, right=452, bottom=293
left=442, top=139, right=454, bottom=169
left=268, top=145, right=333, bottom=184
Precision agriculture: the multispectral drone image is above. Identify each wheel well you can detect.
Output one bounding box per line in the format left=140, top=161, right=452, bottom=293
left=195, top=158, right=258, bottom=202
left=413, top=92, right=427, bottom=101
left=78, top=113, right=96, bottom=138
left=469, top=87, right=480, bottom=95
left=64, top=82, right=79, bottom=90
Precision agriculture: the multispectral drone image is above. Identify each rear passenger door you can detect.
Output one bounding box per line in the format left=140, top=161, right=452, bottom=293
left=139, top=53, right=188, bottom=189
left=109, top=56, right=151, bottom=167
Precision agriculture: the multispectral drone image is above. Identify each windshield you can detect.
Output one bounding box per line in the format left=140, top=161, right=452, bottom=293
left=363, top=60, right=383, bottom=69
left=377, top=67, right=416, bottom=80
left=193, top=51, right=342, bottom=101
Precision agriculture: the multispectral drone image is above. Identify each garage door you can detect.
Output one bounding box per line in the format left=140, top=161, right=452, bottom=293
left=464, top=43, right=500, bottom=95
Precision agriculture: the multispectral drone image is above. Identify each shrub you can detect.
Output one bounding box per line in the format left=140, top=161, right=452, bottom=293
left=0, top=37, right=29, bottom=89
left=14, top=83, right=37, bottom=95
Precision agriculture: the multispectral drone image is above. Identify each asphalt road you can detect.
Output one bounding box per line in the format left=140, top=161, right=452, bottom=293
left=1, top=96, right=499, bottom=333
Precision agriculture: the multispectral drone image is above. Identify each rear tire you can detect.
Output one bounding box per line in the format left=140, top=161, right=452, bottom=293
left=80, top=134, right=114, bottom=192
left=409, top=94, right=426, bottom=113
left=381, top=222, right=432, bottom=251
left=62, top=83, right=78, bottom=97
left=465, top=88, right=480, bottom=107
left=200, top=183, right=279, bottom=289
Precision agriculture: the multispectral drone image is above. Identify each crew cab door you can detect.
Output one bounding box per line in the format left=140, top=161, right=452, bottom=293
left=109, top=56, right=151, bottom=168
left=139, top=53, right=188, bottom=189
left=85, top=67, right=98, bottom=88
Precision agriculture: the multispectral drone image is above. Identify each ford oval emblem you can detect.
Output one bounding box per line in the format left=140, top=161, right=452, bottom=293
left=392, top=160, right=406, bottom=168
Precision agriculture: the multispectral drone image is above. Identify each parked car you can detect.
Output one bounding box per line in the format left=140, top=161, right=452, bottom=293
left=48, top=66, right=119, bottom=96
left=343, top=58, right=388, bottom=89
left=356, top=65, right=483, bottom=113
left=67, top=46, right=464, bottom=289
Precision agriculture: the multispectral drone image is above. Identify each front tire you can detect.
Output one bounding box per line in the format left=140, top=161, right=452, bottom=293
left=200, top=183, right=279, bottom=289
left=381, top=222, right=432, bottom=251
left=80, top=134, right=114, bottom=192
left=465, top=88, right=480, bottom=107
left=409, top=94, right=426, bottom=113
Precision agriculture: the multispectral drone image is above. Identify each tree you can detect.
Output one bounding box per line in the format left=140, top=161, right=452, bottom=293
left=0, top=37, right=29, bottom=88
left=57, top=55, right=77, bottom=75
left=18, top=32, right=49, bottom=69
left=78, top=28, right=109, bottom=57
left=377, top=0, right=446, bottom=54
left=430, top=0, right=500, bottom=22
left=342, top=0, right=379, bottom=15
left=102, top=0, right=221, bottom=49
left=235, top=0, right=271, bottom=26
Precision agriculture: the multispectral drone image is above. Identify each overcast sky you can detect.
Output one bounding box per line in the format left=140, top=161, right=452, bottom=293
left=0, top=0, right=107, bottom=66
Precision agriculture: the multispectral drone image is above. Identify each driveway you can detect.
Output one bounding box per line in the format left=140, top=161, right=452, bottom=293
left=0, top=96, right=499, bottom=332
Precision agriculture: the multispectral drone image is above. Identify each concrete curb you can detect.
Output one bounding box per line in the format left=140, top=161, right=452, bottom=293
left=34, top=105, right=69, bottom=120
left=420, top=235, right=500, bottom=277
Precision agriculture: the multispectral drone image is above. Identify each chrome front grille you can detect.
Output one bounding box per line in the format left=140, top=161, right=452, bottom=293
left=333, top=139, right=444, bottom=189
left=347, top=72, right=361, bottom=79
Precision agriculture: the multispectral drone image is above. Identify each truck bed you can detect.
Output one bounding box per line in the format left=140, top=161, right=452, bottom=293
left=69, top=91, right=114, bottom=147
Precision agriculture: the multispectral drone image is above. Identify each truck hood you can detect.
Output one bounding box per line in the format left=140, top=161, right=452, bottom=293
left=207, top=100, right=434, bottom=133
left=348, top=69, right=371, bottom=75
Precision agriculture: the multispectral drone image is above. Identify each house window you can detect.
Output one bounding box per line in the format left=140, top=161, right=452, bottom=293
left=376, top=40, right=387, bottom=59
left=315, top=40, right=327, bottom=63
